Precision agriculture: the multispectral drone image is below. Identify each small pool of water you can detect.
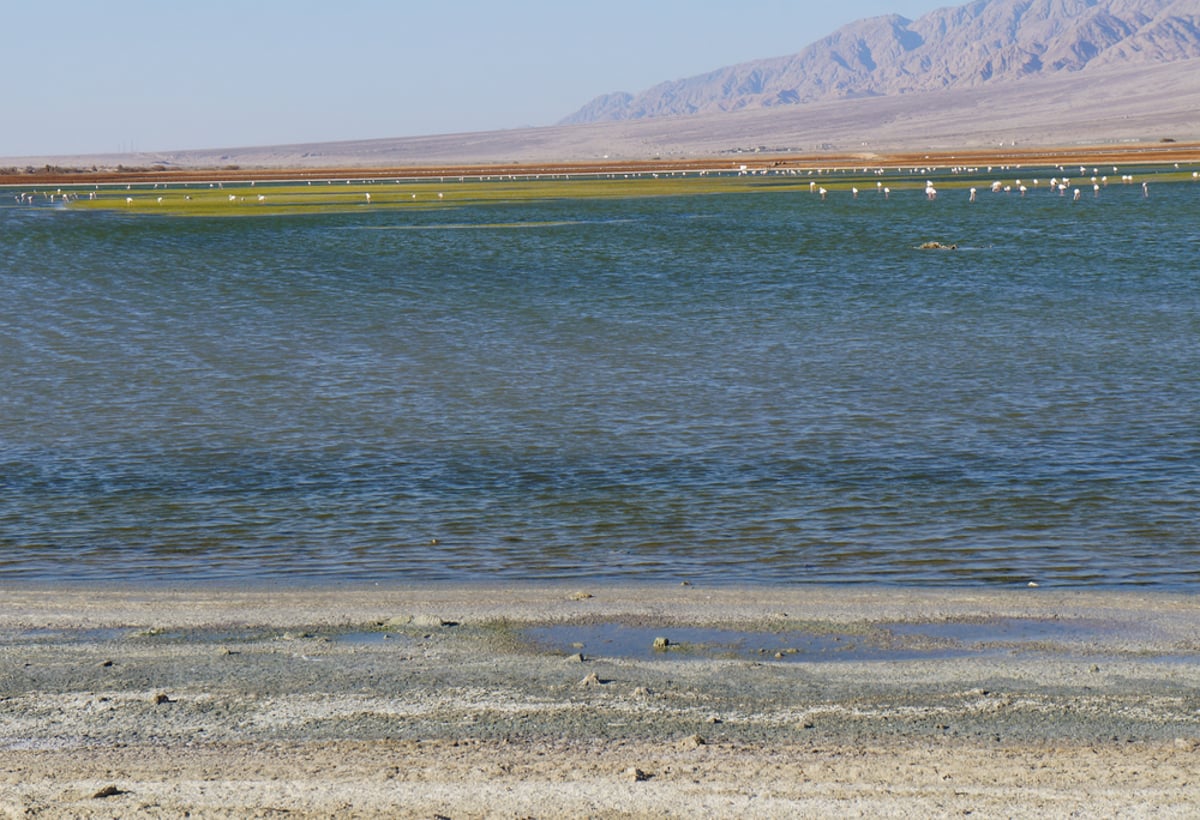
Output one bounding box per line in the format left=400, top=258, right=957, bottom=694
left=524, top=617, right=1132, bottom=663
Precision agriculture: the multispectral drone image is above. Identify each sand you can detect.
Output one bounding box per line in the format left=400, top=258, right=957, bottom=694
left=2, top=583, right=1198, bottom=817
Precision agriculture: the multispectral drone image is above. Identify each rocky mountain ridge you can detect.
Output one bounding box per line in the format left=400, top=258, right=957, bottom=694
left=562, top=0, right=1200, bottom=123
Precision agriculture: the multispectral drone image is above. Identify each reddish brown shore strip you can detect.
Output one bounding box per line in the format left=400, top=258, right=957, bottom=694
left=4, top=141, right=1200, bottom=187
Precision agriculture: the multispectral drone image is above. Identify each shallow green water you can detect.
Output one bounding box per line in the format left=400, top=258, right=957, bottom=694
left=2, top=172, right=1198, bottom=586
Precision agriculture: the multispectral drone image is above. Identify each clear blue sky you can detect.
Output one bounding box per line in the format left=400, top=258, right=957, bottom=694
left=2, top=0, right=949, bottom=157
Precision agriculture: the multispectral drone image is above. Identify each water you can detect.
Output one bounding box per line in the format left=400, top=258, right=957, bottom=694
left=2, top=175, right=1198, bottom=586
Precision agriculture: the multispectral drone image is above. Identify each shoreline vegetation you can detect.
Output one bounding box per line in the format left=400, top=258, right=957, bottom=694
left=2, top=583, right=1199, bottom=816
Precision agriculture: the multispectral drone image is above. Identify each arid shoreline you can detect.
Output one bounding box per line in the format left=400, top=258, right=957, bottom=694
left=4, top=141, right=1200, bottom=189
left=2, top=583, right=1198, bottom=817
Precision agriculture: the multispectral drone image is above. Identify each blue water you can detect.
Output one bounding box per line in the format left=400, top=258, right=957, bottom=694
left=2, top=173, right=1198, bottom=586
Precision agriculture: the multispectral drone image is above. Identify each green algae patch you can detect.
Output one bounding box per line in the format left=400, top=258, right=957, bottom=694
left=60, top=173, right=829, bottom=217
left=50, top=162, right=1199, bottom=217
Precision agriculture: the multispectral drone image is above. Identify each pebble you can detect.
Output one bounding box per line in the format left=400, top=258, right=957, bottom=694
left=568, top=591, right=593, bottom=601
left=625, top=767, right=649, bottom=782
left=92, top=785, right=122, bottom=799
left=680, top=733, right=706, bottom=748
left=579, top=672, right=603, bottom=687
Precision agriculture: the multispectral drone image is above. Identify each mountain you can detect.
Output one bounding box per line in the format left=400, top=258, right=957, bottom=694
left=561, top=0, right=1200, bottom=124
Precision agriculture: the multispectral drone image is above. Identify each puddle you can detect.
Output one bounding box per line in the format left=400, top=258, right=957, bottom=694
left=525, top=624, right=949, bottom=663
left=525, top=617, right=1122, bottom=663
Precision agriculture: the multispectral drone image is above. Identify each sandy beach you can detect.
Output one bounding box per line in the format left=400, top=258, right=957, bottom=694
left=2, top=583, right=1198, bottom=817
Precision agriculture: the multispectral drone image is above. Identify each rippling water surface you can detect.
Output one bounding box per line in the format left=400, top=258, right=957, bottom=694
left=2, top=176, right=1198, bottom=585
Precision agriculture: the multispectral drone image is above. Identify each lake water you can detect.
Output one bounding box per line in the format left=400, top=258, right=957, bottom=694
left=2, top=172, right=1198, bottom=586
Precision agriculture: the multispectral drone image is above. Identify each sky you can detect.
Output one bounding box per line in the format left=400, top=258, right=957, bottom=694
left=2, top=0, right=950, bottom=158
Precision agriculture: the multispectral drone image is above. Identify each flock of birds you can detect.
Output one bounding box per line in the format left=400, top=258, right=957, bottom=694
left=9, top=164, right=1199, bottom=208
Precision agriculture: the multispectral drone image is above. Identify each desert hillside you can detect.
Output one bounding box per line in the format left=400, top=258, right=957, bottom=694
left=562, top=0, right=1200, bottom=123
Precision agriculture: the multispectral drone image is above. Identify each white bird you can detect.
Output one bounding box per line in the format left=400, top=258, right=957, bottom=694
left=969, top=188, right=977, bottom=202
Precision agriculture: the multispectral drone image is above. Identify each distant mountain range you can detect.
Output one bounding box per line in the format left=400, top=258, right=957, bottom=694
left=562, top=0, right=1200, bottom=124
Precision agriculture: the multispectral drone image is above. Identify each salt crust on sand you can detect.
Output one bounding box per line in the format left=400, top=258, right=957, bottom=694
left=1, top=583, right=1198, bottom=817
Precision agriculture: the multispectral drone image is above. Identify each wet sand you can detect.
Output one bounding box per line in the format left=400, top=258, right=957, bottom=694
left=2, top=583, right=1198, bottom=817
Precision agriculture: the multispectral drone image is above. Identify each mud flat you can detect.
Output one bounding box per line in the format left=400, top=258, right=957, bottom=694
left=1, top=583, right=1198, bottom=817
